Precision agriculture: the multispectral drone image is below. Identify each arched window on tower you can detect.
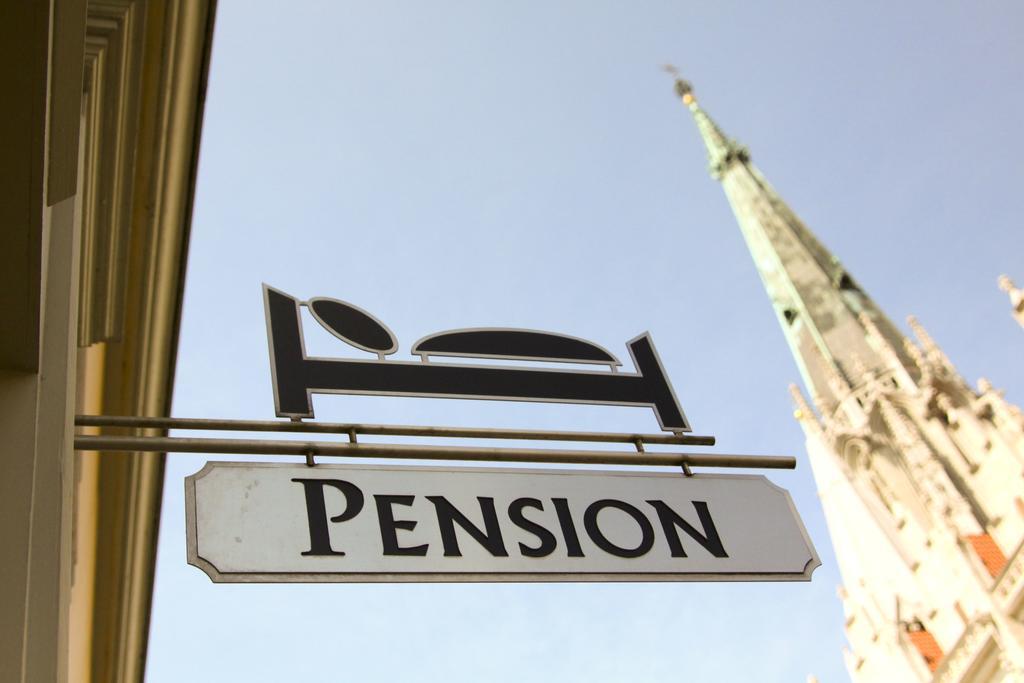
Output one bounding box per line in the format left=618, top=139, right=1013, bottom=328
left=836, top=271, right=866, bottom=313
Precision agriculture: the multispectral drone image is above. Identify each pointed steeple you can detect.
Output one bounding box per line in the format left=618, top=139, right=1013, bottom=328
left=668, top=71, right=920, bottom=418
left=673, top=73, right=1024, bottom=681
left=671, top=72, right=1024, bottom=679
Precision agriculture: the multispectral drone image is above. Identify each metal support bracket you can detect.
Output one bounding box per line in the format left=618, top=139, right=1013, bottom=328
left=72, top=415, right=796, bottom=472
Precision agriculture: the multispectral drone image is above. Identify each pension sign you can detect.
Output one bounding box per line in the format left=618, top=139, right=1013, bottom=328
left=185, top=462, right=819, bottom=582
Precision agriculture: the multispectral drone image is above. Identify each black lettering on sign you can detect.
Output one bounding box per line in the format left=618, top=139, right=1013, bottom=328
left=374, top=495, right=429, bottom=556
left=584, top=499, right=655, bottom=558
left=426, top=496, right=508, bottom=557
left=552, top=498, right=585, bottom=557
left=646, top=500, right=728, bottom=558
left=508, top=498, right=557, bottom=558
left=291, top=478, right=365, bottom=556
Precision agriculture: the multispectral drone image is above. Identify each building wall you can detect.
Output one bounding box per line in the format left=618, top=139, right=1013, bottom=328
left=0, top=2, right=215, bottom=681
left=794, top=341, right=1024, bottom=681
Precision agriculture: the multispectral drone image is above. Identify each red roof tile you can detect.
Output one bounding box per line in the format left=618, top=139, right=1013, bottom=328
left=967, top=534, right=1007, bottom=578
left=906, top=626, right=943, bottom=672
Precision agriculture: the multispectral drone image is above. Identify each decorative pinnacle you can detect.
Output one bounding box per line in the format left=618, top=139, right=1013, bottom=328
left=789, top=383, right=823, bottom=434
left=1000, top=274, right=1024, bottom=327
left=907, top=316, right=937, bottom=352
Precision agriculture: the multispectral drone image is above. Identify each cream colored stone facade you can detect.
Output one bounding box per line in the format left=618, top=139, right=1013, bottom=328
left=672, top=74, right=1024, bottom=682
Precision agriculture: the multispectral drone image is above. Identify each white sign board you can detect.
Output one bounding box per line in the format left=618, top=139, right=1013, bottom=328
left=186, top=462, right=819, bottom=582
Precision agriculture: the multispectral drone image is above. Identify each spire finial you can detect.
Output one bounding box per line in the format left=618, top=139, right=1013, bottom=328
left=666, top=67, right=747, bottom=178
left=662, top=64, right=695, bottom=104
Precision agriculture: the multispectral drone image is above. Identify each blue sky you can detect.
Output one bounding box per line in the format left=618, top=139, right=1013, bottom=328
left=146, top=2, right=1023, bottom=681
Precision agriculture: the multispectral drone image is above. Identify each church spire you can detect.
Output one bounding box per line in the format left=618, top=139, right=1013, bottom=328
left=668, top=70, right=920, bottom=417
left=672, top=73, right=1024, bottom=681
left=667, top=70, right=1024, bottom=683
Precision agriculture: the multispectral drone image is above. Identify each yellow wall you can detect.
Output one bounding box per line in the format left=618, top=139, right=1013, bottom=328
left=0, top=2, right=216, bottom=681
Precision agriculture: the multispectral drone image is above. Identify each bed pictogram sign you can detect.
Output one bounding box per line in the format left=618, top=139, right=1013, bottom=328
left=264, top=285, right=691, bottom=432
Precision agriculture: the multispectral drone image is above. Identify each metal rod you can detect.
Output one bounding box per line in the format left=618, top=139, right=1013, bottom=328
left=74, top=415, right=715, bottom=446
left=73, top=435, right=795, bottom=470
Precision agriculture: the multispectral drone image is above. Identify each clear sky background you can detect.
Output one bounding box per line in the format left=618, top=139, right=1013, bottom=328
left=145, top=2, right=1024, bottom=681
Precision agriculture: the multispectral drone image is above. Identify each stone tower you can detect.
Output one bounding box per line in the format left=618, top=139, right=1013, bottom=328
left=669, top=71, right=1024, bottom=681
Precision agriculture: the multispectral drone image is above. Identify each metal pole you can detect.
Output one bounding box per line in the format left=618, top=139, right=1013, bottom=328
left=74, top=434, right=795, bottom=470
left=74, top=414, right=715, bottom=446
